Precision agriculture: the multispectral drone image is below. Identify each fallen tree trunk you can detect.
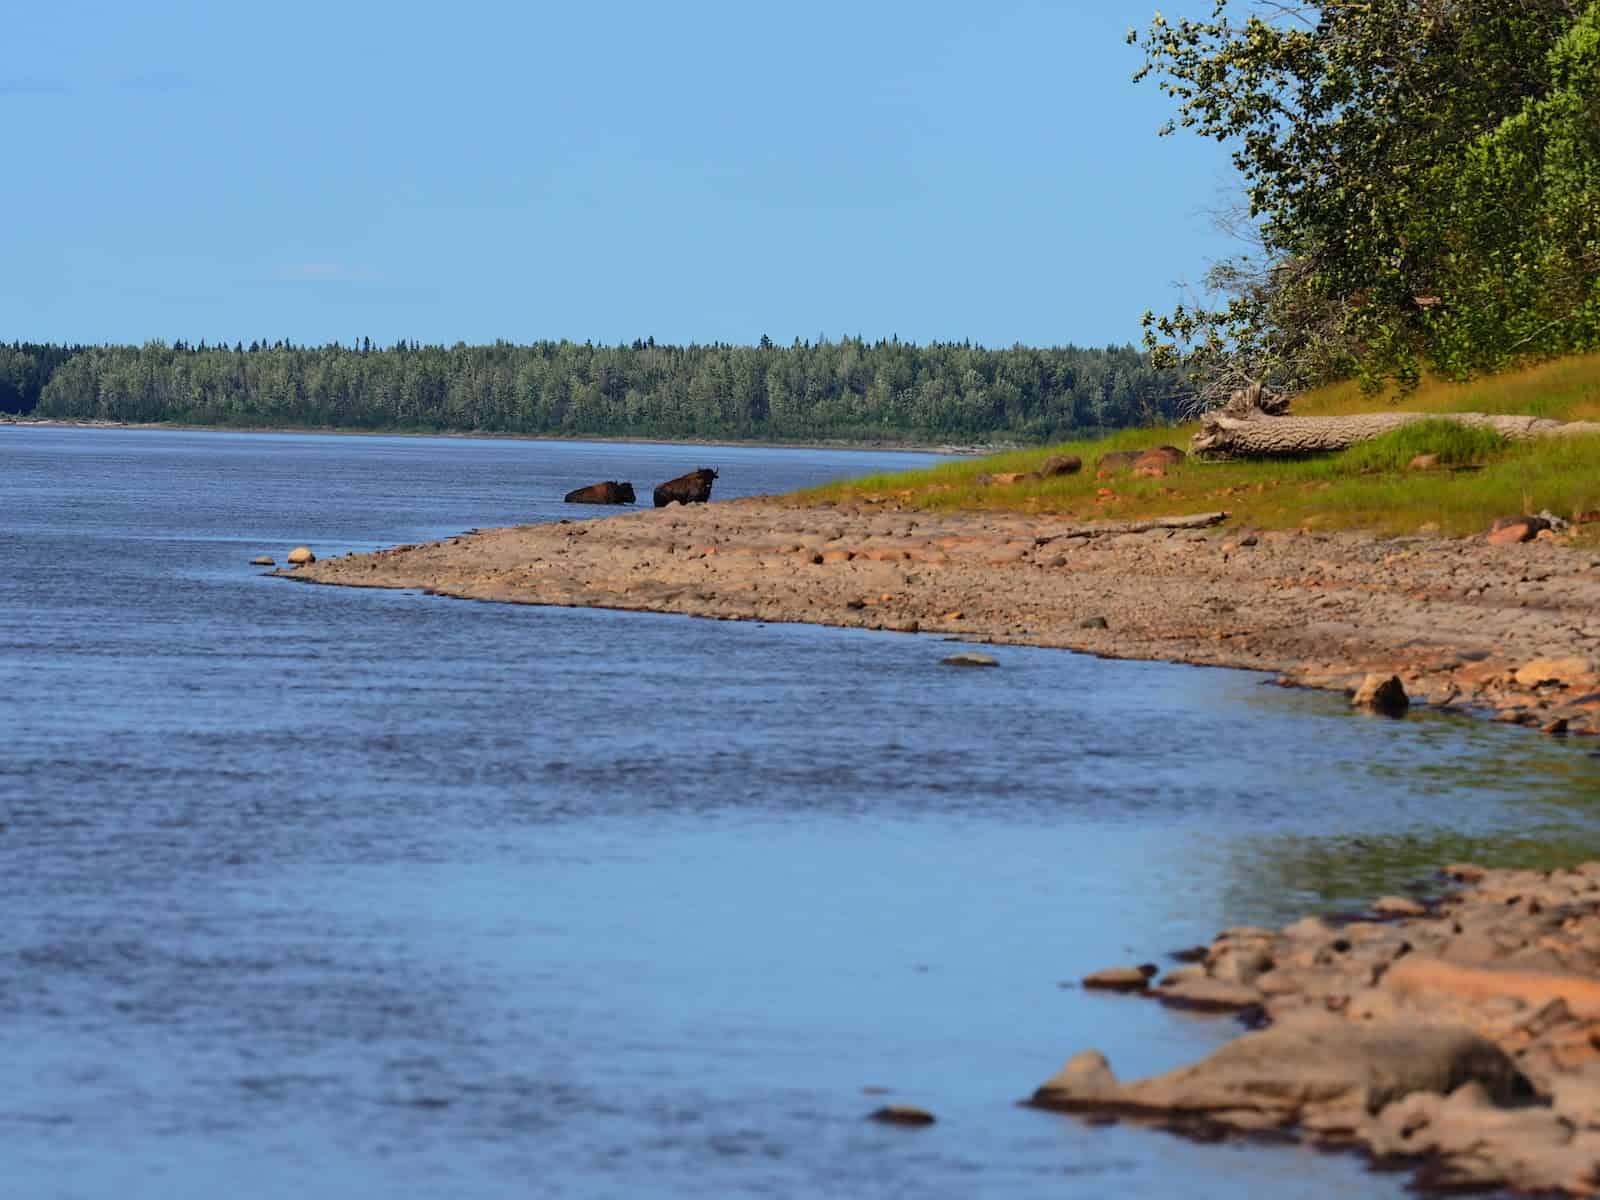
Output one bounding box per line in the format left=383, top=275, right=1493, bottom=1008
left=1193, top=411, right=1600, bottom=459
left=1035, top=511, right=1229, bottom=545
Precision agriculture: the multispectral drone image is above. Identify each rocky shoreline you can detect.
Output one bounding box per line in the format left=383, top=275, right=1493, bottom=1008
left=283, top=496, right=1600, bottom=734
left=279, top=499, right=1600, bottom=1190
left=1044, top=862, right=1600, bottom=1195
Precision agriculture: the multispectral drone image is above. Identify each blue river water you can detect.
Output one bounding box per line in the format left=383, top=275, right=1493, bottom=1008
left=5, top=425, right=1600, bottom=1199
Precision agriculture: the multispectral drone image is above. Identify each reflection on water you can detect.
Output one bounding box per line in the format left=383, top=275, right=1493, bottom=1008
left=5, top=427, right=1600, bottom=1198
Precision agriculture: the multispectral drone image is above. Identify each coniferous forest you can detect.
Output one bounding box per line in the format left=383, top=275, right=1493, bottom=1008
left=0, top=338, right=1182, bottom=443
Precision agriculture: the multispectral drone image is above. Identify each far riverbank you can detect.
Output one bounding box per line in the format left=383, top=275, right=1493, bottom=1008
left=0, top=414, right=1006, bottom=457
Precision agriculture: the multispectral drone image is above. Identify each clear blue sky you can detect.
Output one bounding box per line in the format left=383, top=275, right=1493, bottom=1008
left=2, top=0, right=1236, bottom=348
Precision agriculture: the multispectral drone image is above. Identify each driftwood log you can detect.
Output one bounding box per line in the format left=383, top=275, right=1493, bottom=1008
left=1033, top=511, right=1229, bottom=546
left=1193, top=411, right=1600, bottom=459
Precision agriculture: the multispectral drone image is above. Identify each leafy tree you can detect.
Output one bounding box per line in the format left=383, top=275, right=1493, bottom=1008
left=1131, top=0, right=1600, bottom=402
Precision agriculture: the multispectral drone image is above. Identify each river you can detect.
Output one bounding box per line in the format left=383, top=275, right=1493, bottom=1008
left=6, top=425, right=1600, bottom=1198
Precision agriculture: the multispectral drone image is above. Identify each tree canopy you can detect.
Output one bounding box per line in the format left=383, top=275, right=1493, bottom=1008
left=1131, top=0, right=1600, bottom=401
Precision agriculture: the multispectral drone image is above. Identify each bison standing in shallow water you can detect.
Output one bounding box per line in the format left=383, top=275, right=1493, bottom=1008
left=653, top=468, right=718, bottom=507
left=563, top=480, right=636, bottom=505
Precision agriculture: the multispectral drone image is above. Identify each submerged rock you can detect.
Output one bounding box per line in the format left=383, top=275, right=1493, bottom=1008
left=869, top=1104, right=936, bottom=1126
left=1352, top=673, right=1409, bottom=717
left=250, top=556, right=275, bottom=566
left=941, top=652, right=998, bottom=668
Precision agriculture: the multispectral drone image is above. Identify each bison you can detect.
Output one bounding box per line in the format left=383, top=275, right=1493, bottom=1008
left=653, top=468, right=718, bottom=508
left=563, top=480, right=636, bottom=505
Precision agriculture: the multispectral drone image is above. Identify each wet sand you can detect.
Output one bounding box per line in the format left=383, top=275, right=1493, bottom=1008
left=286, top=497, right=1600, bottom=734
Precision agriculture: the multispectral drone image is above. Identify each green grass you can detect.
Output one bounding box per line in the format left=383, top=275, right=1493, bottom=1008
left=800, top=355, right=1600, bottom=538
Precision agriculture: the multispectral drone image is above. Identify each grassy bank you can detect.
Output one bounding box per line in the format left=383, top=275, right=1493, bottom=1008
left=803, top=353, right=1600, bottom=538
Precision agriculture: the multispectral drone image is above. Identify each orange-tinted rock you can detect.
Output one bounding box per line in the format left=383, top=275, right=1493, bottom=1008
left=1082, top=964, right=1156, bottom=991
left=1514, top=657, right=1596, bottom=689
left=1487, top=516, right=1550, bottom=545
left=1135, top=446, right=1186, bottom=470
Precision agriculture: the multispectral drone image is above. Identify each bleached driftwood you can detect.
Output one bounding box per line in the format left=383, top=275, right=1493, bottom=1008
left=1035, top=511, right=1229, bottom=545
left=1193, top=411, right=1600, bottom=459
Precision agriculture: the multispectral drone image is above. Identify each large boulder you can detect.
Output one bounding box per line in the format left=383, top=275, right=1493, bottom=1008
left=1133, top=446, right=1186, bottom=477
left=1031, top=1021, right=1532, bottom=1131
left=1038, top=454, right=1083, bottom=478
left=653, top=468, right=718, bottom=508
left=564, top=480, right=636, bottom=505
left=1487, top=515, right=1551, bottom=545
left=1095, top=450, right=1142, bottom=475
left=286, top=546, right=316, bottom=566
left=1513, top=656, right=1597, bottom=690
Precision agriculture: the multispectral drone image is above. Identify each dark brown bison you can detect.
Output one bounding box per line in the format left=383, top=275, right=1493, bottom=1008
left=563, top=480, right=636, bottom=505
left=653, top=468, right=718, bottom=507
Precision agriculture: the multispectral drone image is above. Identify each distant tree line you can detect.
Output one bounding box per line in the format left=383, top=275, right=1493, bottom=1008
left=6, top=338, right=1184, bottom=442
left=0, top=343, right=88, bottom=414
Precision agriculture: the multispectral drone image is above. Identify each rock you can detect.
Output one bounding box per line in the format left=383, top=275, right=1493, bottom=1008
left=869, top=1105, right=935, bottom=1126
left=250, top=556, right=275, bottom=566
left=286, top=546, right=316, bottom=565
left=1352, top=673, right=1409, bottom=717
left=1384, top=957, right=1600, bottom=1019
left=980, top=471, right=1029, bottom=486
left=1077, top=616, right=1109, bottom=630
left=1486, top=515, right=1550, bottom=545
left=1408, top=453, right=1441, bottom=470
left=1543, top=718, right=1570, bottom=736
left=942, top=652, right=998, bottom=668
left=1513, top=656, right=1596, bottom=690
left=1032, top=1051, right=1121, bottom=1108
left=1372, top=895, right=1429, bottom=918
left=1132, top=446, right=1185, bottom=478
left=1038, top=454, right=1083, bottom=478
left=1082, top=964, right=1157, bottom=992
left=1030, top=1021, right=1532, bottom=1125
left=1094, top=450, right=1142, bottom=474
left=1150, top=977, right=1263, bottom=1013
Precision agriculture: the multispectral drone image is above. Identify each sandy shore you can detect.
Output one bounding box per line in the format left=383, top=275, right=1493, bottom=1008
left=284, top=497, right=1600, bottom=734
